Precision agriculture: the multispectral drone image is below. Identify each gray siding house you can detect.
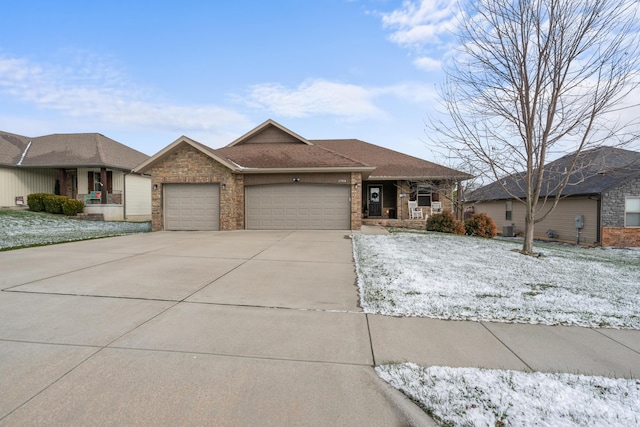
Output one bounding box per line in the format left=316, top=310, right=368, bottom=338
left=466, top=147, right=640, bottom=247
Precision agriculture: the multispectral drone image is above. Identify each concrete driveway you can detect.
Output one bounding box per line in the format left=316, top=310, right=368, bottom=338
left=0, top=231, right=431, bottom=426
left=3, top=230, right=639, bottom=426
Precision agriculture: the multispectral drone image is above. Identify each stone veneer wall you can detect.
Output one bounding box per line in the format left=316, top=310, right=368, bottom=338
left=601, top=175, right=640, bottom=247
left=148, top=144, right=239, bottom=231
left=395, top=180, right=455, bottom=220
left=351, top=172, right=362, bottom=230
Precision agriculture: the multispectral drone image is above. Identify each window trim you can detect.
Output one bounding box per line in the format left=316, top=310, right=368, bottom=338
left=416, top=184, right=432, bottom=207
left=625, top=196, right=640, bottom=227
left=505, top=200, right=512, bottom=221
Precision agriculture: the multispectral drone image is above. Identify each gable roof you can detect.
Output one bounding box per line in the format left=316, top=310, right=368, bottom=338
left=134, top=119, right=471, bottom=180
left=133, top=135, right=239, bottom=173
left=313, top=139, right=472, bottom=181
left=468, top=146, right=640, bottom=202
left=0, top=131, right=148, bottom=170
left=226, top=119, right=312, bottom=147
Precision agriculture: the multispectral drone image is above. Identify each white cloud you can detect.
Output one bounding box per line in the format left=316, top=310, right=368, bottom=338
left=245, top=79, right=385, bottom=121
left=244, top=79, right=438, bottom=121
left=0, top=53, right=251, bottom=135
left=413, top=56, right=441, bottom=71
left=381, top=0, right=459, bottom=49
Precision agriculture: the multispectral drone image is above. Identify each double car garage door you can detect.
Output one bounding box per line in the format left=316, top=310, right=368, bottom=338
left=164, top=183, right=350, bottom=230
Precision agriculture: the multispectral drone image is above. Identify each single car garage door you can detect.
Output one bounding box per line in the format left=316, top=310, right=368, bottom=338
left=164, top=184, right=219, bottom=230
left=246, top=184, right=350, bottom=230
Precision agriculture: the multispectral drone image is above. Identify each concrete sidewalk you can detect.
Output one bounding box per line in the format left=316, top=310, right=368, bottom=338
left=1, top=230, right=639, bottom=426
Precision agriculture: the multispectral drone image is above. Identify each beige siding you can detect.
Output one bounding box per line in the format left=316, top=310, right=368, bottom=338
left=0, top=167, right=58, bottom=207
left=474, top=197, right=599, bottom=244
left=124, top=174, right=152, bottom=220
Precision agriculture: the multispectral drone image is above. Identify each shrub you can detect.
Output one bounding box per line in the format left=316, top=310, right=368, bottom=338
left=465, top=212, right=498, bottom=238
left=28, top=193, right=85, bottom=216
left=27, top=193, right=48, bottom=212
left=43, top=194, right=66, bottom=214
left=62, top=198, right=85, bottom=216
left=426, top=211, right=466, bottom=235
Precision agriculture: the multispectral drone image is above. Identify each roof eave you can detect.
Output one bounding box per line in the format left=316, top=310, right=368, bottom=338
left=368, top=174, right=474, bottom=181
left=134, top=136, right=238, bottom=173
left=235, top=166, right=375, bottom=176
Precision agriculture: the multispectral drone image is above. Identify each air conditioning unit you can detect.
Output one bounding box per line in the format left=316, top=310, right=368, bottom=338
left=503, top=225, right=515, bottom=237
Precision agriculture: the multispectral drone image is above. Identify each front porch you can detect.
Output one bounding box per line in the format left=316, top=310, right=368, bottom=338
left=361, top=179, right=454, bottom=221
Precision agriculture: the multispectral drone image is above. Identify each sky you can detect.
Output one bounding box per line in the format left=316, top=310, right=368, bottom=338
left=1, top=0, right=454, bottom=160
left=1, top=0, right=638, bottom=164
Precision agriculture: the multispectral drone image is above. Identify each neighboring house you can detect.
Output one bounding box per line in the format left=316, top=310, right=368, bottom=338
left=0, top=131, right=151, bottom=221
left=466, top=147, right=640, bottom=247
left=134, top=119, right=471, bottom=231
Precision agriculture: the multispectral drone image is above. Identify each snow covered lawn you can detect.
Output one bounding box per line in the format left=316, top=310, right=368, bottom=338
left=356, top=231, right=640, bottom=425
left=0, top=210, right=150, bottom=250
left=376, top=363, right=640, bottom=427
left=353, top=232, right=640, bottom=329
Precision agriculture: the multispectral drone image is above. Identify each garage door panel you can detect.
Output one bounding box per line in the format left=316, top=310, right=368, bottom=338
left=246, top=184, right=349, bottom=230
left=164, top=184, right=219, bottom=231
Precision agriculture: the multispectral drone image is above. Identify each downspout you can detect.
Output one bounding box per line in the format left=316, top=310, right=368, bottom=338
left=596, top=195, right=602, bottom=245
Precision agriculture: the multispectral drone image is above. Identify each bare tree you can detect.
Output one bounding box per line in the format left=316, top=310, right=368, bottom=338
left=431, top=0, right=640, bottom=254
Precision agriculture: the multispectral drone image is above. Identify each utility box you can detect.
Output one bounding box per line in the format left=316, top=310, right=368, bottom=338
left=575, top=215, right=584, bottom=229
left=503, top=225, right=515, bottom=237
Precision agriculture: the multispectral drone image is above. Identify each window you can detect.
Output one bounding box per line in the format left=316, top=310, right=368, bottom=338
left=417, top=185, right=432, bottom=207
left=87, top=171, right=113, bottom=193
left=505, top=200, right=512, bottom=221
left=626, top=197, right=640, bottom=227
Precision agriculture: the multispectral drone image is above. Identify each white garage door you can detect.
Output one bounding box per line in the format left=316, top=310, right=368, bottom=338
left=246, top=184, right=350, bottom=230
left=164, top=184, right=219, bottom=230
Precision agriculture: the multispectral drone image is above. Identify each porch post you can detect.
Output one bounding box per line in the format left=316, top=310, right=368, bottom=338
left=57, top=169, right=66, bottom=196
left=100, top=168, right=107, bottom=204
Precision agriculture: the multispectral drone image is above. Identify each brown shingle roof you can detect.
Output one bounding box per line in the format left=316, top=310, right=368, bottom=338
left=0, top=131, right=31, bottom=166
left=214, top=144, right=370, bottom=169
left=313, top=139, right=471, bottom=180
left=0, top=132, right=148, bottom=170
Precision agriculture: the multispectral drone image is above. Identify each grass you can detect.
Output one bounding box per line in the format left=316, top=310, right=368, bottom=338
left=0, top=209, right=151, bottom=251
left=359, top=230, right=640, bottom=426
left=377, top=363, right=640, bottom=427
left=353, top=231, right=640, bottom=329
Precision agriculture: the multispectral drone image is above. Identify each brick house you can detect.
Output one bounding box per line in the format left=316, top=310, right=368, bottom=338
left=466, top=147, right=640, bottom=247
left=133, top=119, right=471, bottom=231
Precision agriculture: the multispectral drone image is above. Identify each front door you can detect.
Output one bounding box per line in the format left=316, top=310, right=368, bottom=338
left=368, top=185, right=382, bottom=217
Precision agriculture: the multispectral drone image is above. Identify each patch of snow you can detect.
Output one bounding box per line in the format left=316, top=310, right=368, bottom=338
left=376, top=363, right=640, bottom=427
left=0, top=211, right=150, bottom=250
left=353, top=232, right=640, bottom=328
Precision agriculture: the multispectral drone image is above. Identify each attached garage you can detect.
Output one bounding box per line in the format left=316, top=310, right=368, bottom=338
left=246, top=184, right=350, bottom=230
left=164, top=184, right=219, bottom=230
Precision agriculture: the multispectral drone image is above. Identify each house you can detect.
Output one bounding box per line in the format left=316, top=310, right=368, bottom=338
left=133, top=119, right=471, bottom=231
left=466, top=147, right=640, bottom=247
left=0, top=131, right=151, bottom=221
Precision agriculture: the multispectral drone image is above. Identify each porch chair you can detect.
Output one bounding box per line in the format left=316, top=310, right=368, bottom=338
left=408, top=200, right=424, bottom=219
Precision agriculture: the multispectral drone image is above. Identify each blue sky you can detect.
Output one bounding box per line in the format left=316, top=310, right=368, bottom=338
left=1, top=0, right=458, bottom=160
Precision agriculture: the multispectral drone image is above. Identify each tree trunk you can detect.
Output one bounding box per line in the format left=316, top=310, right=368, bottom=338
left=522, top=206, right=535, bottom=254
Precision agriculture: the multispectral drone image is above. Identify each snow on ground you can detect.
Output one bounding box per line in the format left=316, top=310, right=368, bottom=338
left=353, top=232, right=640, bottom=329
left=0, top=210, right=150, bottom=250
left=358, top=231, right=640, bottom=425
left=376, top=363, right=640, bottom=427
